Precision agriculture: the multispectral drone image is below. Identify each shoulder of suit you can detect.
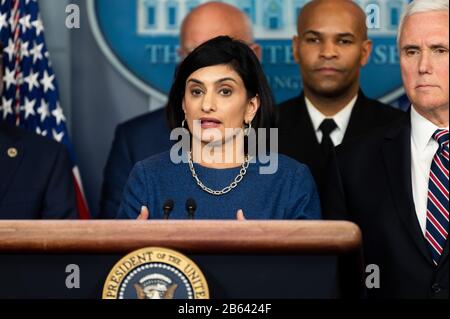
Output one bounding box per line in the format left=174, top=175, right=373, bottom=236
left=116, top=108, right=167, bottom=134
left=338, top=113, right=409, bottom=156
left=361, top=96, right=405, bottom=118
left=0, top=123, right=66, bottom=167
left=278, top=96, right=304, bottom=112
left=1, top=122, right=62, bottom=150
left=277, top=96, right=306, bottom=127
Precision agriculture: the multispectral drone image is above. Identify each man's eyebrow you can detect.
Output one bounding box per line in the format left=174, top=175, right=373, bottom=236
left=401, top=44, right=421, bottom=51
left=430, top=43, right=449, bottom=50
left=302, top=30, right=321, bottom=37
left=302, top=30, right=356, bottom=38
left=401, top=43, right=449, bottom=51
left=337, top=32, right=356, bottom=38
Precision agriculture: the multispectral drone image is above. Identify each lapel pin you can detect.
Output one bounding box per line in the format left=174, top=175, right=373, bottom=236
left=7, top=147, right=18, bottom=158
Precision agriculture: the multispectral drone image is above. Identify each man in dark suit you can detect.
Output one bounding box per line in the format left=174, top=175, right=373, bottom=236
left=323, top=0, right=449, bottom=298
left=278, top=0, right=403, bottom=190
left=0, top=121, right=77, bottom=219
left=100, top=2, right=262, bottom=218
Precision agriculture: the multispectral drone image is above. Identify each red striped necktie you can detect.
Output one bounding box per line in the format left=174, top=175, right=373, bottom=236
left=425, top=129, right=449, bottom=266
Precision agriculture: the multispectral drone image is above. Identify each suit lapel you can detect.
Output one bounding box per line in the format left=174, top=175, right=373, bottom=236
left=343, top=92, right=369, bottom=142
left=292, top=96, right=325, bottom=177
left=280, top=95, right=322, bottom=161
left=0, top=124, right=25, bottom=206
left=296, top=96, right=322, bottom=153
left=382, top=115, right=433, bottom=264
left=439, top=239, right=449, bottom=268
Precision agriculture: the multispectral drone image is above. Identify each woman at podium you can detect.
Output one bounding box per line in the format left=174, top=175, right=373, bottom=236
left=117, top=36, right=321, bottom=220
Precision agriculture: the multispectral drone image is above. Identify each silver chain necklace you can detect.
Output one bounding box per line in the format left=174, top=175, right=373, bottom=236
left=187, top=151, right=250, bottom=196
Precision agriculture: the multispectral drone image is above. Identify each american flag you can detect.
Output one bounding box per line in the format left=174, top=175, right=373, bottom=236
left=0, top=0, right=90, bottom=219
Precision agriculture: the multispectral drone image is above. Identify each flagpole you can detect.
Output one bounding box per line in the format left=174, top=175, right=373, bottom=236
left=11, top=0, right=21, bottom=126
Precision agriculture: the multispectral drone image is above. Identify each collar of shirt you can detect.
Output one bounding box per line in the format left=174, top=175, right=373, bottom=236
left=305, top=95, right=358, bottom=134
left=410, top=105, right=448, bottom=152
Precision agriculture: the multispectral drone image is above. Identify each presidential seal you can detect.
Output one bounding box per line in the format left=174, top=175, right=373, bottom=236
left=102, top=247, right=209, bottom=299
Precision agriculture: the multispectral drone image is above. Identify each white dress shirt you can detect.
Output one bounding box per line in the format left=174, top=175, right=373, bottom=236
left=305, top=95, right=358, bottom=147
left=411, top=106, right=449, bottom=235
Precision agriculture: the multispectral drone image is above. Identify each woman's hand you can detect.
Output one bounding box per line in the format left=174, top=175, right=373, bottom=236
left=236, top=209, right=247, bottom=221
left=138, top=206, right=246, bottom=220
left=137, top=206, right=150, bottom=220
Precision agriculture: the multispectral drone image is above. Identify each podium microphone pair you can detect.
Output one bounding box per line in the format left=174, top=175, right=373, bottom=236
left=163, top=199, right=197, bottom=219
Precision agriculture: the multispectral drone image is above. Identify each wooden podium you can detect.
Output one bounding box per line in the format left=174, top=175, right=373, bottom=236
left=0, top=221, right=362, bottom=299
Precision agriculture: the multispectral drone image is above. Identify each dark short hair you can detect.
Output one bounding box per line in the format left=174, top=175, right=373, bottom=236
left=166, top=36, right=275, bottom=130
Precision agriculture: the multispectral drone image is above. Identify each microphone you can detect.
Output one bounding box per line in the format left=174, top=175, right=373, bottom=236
left=163, top=199, right=174, bottom=220
left=185, top=198, right=197, bottom=220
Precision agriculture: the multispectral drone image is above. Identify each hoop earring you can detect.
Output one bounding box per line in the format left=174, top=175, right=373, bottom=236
left=182, top=119, right=187, bottom=129
left=244, top=122, right=252, bottom=137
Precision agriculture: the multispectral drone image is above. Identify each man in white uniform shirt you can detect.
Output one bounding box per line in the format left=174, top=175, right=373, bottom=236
left=278, top=0, right=403, bottom=192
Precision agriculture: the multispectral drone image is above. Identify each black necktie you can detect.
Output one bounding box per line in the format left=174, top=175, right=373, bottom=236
left=319, top=119, right=337, bottom=159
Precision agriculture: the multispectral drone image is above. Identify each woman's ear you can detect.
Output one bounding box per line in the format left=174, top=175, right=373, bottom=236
left=245, top=95, right=260, bottom=123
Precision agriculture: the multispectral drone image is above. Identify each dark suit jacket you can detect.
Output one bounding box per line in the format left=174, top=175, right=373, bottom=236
left=100, top=108, right=173, bottom=218
left=278, top=91, right=404, bottom=191
left=0, top=122, right=77, bottom=219
left=323, top=113, right=449, bottom=298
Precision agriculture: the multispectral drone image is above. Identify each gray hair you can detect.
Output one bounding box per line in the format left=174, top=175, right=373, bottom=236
left=398, top=0, right=449, bottom=45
